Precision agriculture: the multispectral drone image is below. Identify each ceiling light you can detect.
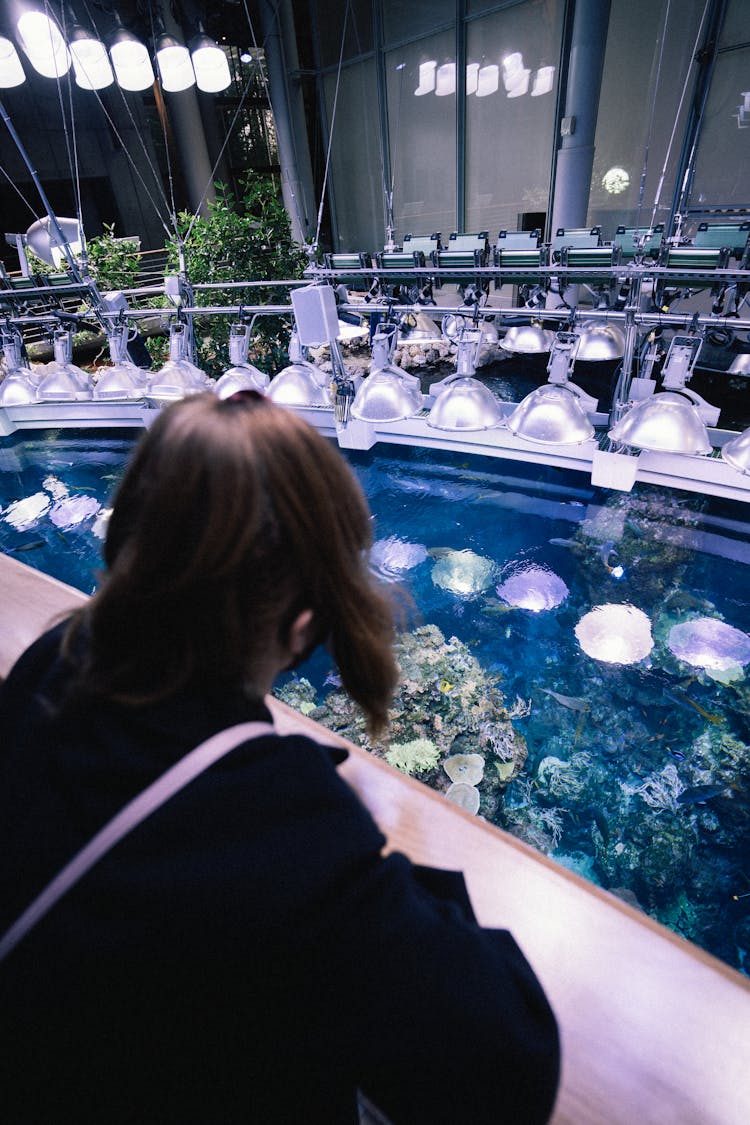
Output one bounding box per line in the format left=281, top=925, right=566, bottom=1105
left=17, top=10, right=71, bottom=79
left=155, top=32, right=195, bottom=92
left=68, top=24, right=114, bottom=90
left=190, top=32, right=231, bottom=93
left=109, top=25, right=155, bottom=91
left=0, top=37, right=26, bottom=87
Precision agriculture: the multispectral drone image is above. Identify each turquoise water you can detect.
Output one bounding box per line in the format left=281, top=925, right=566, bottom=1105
left=2, top=428, right=749, bottom=974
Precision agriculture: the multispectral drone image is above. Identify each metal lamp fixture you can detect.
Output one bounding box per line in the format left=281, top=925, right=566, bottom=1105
left=108, top=18, right=155, bottom=91
left=351, top=323, right=423, bottom=423
left=505, top=329, right=597, bottom=445
left=267, top=332, right=332, bottom=407
left=607, top=392, right=713, bottom=455
left=427, top=324, right=503, bottom=432
left=214, top=323, right=269, bottom=398
left=154, top=29, right=195, bottom=92
left=25, top=215, right=82, bottom=268
left=16, top=7, right=70, bottom=79
left=506, top=383, right=595, bottom=444
left=189, top=29, right=231, bottom=93
left=68, top=20, right=114, bottom=90
left=3, top=6, right=230, bottom=96
left=0, top=36, right=26, bottom=87
left=721, top=427, right=750, bottom=474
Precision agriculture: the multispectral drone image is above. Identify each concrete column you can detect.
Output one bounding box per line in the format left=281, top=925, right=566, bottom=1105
left=157, top=0, right=216, bottom=218
left=259, top=0, right=317, bottom=246
left=550, top=0, right=611, bottom=234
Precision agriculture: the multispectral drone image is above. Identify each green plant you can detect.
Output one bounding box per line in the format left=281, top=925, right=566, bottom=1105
left=85, top=223, right=141, bottom=292
left=164, top=176, right=308, bottom=377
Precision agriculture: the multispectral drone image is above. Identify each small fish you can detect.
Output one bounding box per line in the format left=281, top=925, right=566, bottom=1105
left=592, top=807, right=610, bottom=846
left=664, top=590, right=713, bottom=614
left=438, top=679, right=455, bottom=694
left=7, top=539, right=45, bottom=553
left=541, top=688, right=591, bottom=713
left=324, top=671, right=342, bottom=688
left=663, top=687, right=722, bottom=725
left=599, top=540, right=625, bottom=579
left=667, top=747, right=687, bottom=762
left=548, top=537, right=587, bottom=553
left=481, top=597, right=514, bottom=616
left=677, top=783, right=733, bottom=806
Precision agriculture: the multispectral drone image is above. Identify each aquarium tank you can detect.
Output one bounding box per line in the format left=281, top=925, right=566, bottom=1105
left=1, top=428, right=749, bottom=976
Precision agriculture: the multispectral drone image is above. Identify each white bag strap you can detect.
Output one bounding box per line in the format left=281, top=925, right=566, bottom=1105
left=0, top=720, right=274, bottom=963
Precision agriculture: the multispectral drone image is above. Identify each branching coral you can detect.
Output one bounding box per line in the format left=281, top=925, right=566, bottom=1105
left=385, top=738, right=440, bottom=775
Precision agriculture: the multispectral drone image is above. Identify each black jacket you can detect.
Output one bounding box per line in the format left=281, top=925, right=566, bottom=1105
left=0, top=623, right=559, bottom=1124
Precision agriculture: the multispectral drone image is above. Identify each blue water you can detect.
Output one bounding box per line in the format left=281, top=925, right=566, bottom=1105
left=2, top=429, right=749, bottom=974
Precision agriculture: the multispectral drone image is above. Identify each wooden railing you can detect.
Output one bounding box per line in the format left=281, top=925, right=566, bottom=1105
left=2, top=551, right=749, bottom=1124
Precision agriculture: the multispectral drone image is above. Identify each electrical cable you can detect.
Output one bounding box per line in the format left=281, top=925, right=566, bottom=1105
left=0, top=163, right=43, bottom=223
left=312, top=0, right=350, bottom=250
left=649, top=0, right=711, bottom=233
left=634, top=0, right=671, bottom=236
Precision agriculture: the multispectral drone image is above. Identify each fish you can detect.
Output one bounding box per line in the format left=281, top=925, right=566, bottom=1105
left=599, top=540, right=625, bottom=579
left=548, top=537, right=588, bottom=554
left=7, top=539, right=45, bottom=553
left=664, top=589, right=714, bottom=614
left=662, top=687, right=722, bottom=726
left=667, top=747, right=687, bottom=762
left=541, top=688, right=591, bottom=712
left=438, top=679, right=454, bottom=693
left=592, top=807, right=610, bottom=846
left=625, top=519, right=645, bottom=538
left=677, top=783, right=734, bottom=806
left=480, top=597, right=514, bottom=615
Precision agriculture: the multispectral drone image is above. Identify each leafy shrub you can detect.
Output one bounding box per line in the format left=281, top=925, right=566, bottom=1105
left=164, top=176, right=308, bottom=377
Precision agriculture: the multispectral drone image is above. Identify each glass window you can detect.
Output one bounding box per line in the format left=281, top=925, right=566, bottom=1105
left=323, top=59, right=383, bottom=253
left=314, top=0, right=373, bottom=68
left=718, top=0, right=749, bottom=47
left=690, top=45, right=750, bottom=212
left=382, top=0, right=455, bottom=47
left=465, top=0, right=563, bottom=237
left=385, top=29, right=458, bottom=247
left=587, top=0, right=706, bottom=237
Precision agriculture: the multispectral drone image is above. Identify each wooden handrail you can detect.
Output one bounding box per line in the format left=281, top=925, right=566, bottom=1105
left=2, top=552, right=749, bottom=1124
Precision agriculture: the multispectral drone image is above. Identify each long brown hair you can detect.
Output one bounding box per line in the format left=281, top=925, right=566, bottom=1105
left=66, top=392, right=398, bottom=734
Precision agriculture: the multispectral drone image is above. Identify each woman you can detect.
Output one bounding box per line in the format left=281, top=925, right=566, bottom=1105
left=0, top=391, right=559, bottom=1124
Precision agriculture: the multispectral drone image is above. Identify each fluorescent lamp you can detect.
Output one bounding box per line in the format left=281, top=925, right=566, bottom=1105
left=109, top=28, right=155, bottom=91
left=0, top=37, right=26, bottom=87
left=190, top=34, right=231, bottom=93
left=17, top=10, right=71, bottom=78
left=155, top=33, right=195, bottom=92
left=69, top=26, right=114, bottom=90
